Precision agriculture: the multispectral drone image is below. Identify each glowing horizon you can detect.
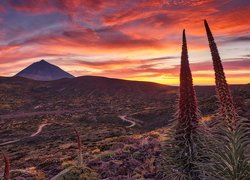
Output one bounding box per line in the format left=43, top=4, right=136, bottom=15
left=0, top=0, right=249, bottom=85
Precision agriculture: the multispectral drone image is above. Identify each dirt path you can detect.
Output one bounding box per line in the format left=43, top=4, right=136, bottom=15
left=0, top=113, right=136, bottom=147
left=118, top=115, right=136, bottom=128
left=0, top=120, right=51, bottom=146
left=30, top=122, right=50, bottom=137
left=0, top=139, right=20, bottom=146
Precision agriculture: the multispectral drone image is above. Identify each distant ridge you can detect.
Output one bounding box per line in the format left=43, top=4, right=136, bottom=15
left=15, top=60, right=74, bottom=81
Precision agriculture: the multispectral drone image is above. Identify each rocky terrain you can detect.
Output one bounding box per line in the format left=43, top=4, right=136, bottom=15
left=0, top=76, right=249, bottom=179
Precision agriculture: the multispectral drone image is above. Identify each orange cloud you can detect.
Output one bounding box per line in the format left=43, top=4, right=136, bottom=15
left=0, top=0, right=249, bottom=85
left=58, top=58, right=249, bottom=85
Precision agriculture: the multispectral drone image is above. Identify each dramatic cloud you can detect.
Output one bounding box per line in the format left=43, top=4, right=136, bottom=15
left=227, top=36, right=250, bottom=43
left=58, top=58, right=250, bottom=85
left=9, top=0, right=54, bottom=14
left=0, top=0, right=249, bottom=84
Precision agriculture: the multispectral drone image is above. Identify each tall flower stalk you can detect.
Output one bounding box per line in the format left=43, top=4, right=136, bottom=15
left=204, top=20, right=237, bottom=130
left=204, top=20, right=250, bottom=179
left=2, top=153, right=10, bottom=180
left=74, top=128, right=83, bottom=166
left=160, top=30, right=202, bottom=179
left=175, top=29, right=200, bottom=179
left=177, top=29, right=199, bottom=138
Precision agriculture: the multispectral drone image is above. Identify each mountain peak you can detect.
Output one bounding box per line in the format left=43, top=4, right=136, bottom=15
left=15, top=60, right=74, bottom=81
left=35, top=59, right=52, bottom=66
left=39, top=59, right=47, bottom=63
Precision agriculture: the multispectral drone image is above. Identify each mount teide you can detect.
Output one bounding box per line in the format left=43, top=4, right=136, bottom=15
left=15, top=60, right=74, bottom=81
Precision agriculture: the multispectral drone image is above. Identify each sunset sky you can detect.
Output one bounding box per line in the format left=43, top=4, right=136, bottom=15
left=0, top=0, right=249, bottom=85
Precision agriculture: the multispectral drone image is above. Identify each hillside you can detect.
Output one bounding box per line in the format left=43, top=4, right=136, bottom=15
left=0, top=76, right=249, bottom=124
left=0, top=76, right=249, bottom=178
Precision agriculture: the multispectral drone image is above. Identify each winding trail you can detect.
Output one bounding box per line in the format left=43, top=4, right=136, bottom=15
left=118, top=115, right=136, bottom=128
left=0, top=121, right=51, bottom=146
left=0, top=114, right=136, bottom=147
left=0, top=139, right=20, bottom=146
left=0, top=110, right=143, bottom=179
left=30, top=122, right=50, bottom=137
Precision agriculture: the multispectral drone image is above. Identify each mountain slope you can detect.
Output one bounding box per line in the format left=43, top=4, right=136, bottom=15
left=15, top=60, right=74, bottom=81
left=0, top=76, right=249, bottom=128
left=0, top=76, right=177, bottom=115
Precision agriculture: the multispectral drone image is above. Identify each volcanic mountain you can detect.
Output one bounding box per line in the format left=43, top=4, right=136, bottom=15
left=15, top=60, right=74, bottom=81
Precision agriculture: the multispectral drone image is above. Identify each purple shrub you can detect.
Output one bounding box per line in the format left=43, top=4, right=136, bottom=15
left=87, top=135, right=161, bottom=179
left=110, top=142, right=125, bottom=151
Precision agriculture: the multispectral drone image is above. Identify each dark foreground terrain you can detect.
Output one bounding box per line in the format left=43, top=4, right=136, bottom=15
left=0, top=76, right=249, bottom=179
